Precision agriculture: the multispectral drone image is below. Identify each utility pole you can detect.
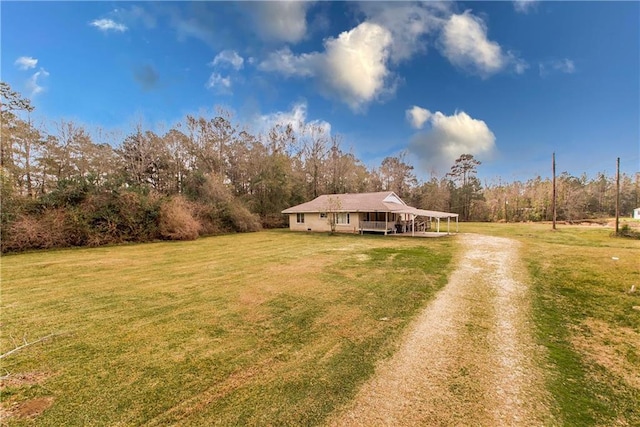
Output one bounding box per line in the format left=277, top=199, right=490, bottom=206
left=552, top=152, right=557, bottom=230
left=615, top=157, right=620, bottom=235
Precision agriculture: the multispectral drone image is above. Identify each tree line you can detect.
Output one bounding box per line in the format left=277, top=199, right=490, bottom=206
left=1, top=82, right=638, bottom=252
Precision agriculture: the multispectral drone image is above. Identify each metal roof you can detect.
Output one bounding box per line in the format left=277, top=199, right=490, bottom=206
left=393, top=207, right=459, bottom=219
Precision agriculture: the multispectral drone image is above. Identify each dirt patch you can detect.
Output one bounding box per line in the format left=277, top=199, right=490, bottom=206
left=327, top=233, right=553, bottom=426
left=14, top=397, right=54, bottom=418
left=0, top=371, right=50, bottom=389
left=1, top=372, right=54, bottom=422
left=572, top=318, right=640, bottom=389
left=2, top=397, right=54, bottom=422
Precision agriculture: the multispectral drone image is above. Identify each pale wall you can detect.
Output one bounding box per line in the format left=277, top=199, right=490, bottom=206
left=288, top=213, right=360, bottom=234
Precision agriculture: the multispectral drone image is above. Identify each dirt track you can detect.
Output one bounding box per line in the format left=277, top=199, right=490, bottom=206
left=328, top=234, right=554, bottom=426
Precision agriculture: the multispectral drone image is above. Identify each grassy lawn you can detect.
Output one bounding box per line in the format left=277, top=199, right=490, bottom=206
left=461, top=222, right=640, bottom=426
left=1, top=230, right=455, bottom=426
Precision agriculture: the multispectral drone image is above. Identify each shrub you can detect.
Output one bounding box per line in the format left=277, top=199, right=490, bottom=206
left=198, top=174, right=261, bottom=234
left=78, top=190, right=161, bottom=245
left=114, top=191, right=161, bottom=241
left=224, top=199, right=262, bottom=232
left=191, top=203, right=222, bottom=235
left=159, top=196, right=201, bottom=240
left=62, top=206, right=91, bottom=246
left=3, top=209, right=68, bottom=251
left=81, top=193, right=126, bottom=246
left=616, top=224, right=640, bottom=239
left=261, top=213, right=288, bottom=229
left=41, top=177, right=95, bottom=208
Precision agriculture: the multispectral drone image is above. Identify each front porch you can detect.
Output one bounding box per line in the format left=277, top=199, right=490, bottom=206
left=358, top=210, right=458, bottom=235
left=359, top=220, right=431, bottom=234
left=358, top=212, right=402, bottom=234
left=359, top=220, right=394, bottom=233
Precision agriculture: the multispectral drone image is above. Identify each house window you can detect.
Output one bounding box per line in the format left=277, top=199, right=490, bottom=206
left=296, top=213, right=305, bottom=223
left=336, top=213, right=350, bottom=224
left=319, top=212, right=327, bottom=219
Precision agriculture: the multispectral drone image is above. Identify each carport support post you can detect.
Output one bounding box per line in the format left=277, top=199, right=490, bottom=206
left=447, top=217, right=450, bottom=234
left=456, top=216, right=459, bottom=233
left=436, top=218, right=440, bottom=233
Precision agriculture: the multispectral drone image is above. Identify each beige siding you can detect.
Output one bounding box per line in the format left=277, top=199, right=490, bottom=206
left=337, top=213, right=360, bottom=234
left=288, top=213, right=360, bottom=233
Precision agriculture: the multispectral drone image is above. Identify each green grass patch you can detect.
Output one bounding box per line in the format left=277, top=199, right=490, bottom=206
left=1, top=230, right=455, bottom=425
left=462, top=222, right=640, bottom=426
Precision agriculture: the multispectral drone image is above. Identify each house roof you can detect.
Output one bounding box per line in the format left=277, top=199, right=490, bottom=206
left=282, top=191, right=458, bottom=218
left=282, top=191, right=405, bottom=214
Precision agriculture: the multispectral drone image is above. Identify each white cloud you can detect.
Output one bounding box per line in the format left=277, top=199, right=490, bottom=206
left=406, top=106, right=432, bottom=129
left=165, top=4, right=217, bottom=46
left=246, top=1, right=311, bottom=43
left=259, top=47, right=317, bottom=77
left=439, top=11, right=525, bottom=77
left=26, top=68, right=50, bottom=97
left=439, top=12, right=503, bottom=76
left=539, top=58, right=576, bottom=77
left=260, top=22, right=393, bottom=112
left=319, top=22, right=393, bottom=111
left=552, top=58, right=575, bottom=74
left=15, top=56, right=38, bottom=70
left=173, top=17, right=213, bottom=45
left=113, top=5, right=156, bottom=29
left=408, top=109, right=496, bottom=173
left=259, top=5, right=528, bottom=110
left=206, top=73, right=232, bottom=93
left=513, top=57, right=529, bottom=74
left=359, top=2, right=449, bottom=63
left=211, top=50, right=244, bottom=71
left=513, top=0, right=538, bottom=14
left=256, top=101, right=331, bottom=139
left=90, top=18, right=128, bottom=32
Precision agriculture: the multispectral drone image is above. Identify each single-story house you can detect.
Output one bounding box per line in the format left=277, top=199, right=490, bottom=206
left=633, top=207, right=640, bottom=219
left=281, top=191, right=459, bottom=235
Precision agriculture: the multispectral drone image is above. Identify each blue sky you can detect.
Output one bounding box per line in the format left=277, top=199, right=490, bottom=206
left=3, top=1, right=639, bottom=182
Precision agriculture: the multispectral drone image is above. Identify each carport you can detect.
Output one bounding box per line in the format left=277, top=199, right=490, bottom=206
left=393, top=207, right=459, bottom=236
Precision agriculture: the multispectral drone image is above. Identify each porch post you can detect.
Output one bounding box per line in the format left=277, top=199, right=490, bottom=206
left=385, top=212, right=388, bottom=235
left=447, top=217, right=450, bottom=234
left=456, top=216, right=459, bottom=232
left=437, top=218, right=440, bottom=233
left=412, top=214, right=415, bottom=237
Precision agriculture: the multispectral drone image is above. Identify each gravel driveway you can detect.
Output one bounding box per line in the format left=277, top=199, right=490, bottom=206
left=328, top=234, right=554, bottom=426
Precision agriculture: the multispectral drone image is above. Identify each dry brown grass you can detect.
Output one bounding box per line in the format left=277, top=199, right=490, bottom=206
left=572, top=319, right=640, bottom=389
left=1, top=230, right=455, bottom=426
